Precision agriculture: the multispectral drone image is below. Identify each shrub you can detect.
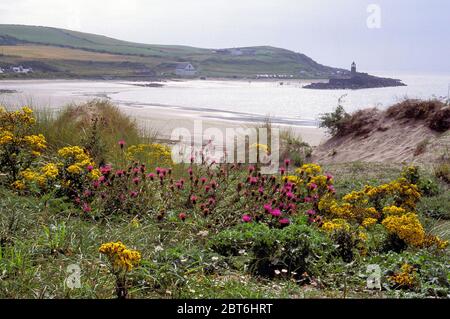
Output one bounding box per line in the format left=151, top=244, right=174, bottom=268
left=210, top=222, right=333, bottom=279
left=319, top=104, right=350, bottom=136
left=0, top=107, right=47, bottom=183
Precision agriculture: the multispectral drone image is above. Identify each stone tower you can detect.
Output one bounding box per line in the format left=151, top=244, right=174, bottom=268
left=351, top=62, right=357, bottom=75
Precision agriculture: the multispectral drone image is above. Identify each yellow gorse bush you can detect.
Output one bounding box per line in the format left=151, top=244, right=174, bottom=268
left=382, top=213, right=425, bottom=247
left=99, top=241, right=141, bottom=272
left=57, top=146, right=99, bottom=179
left=388, top=263, right=417, bottom=289
left=125, top=143, right=173, bottom=167
left=321, top=218, right=351, bottom=232
left=295, top=163, right=322, bottom=177
left=0, top=106, right=48, bottom=183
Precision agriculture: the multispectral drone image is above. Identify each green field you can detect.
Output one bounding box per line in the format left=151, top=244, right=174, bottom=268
left=0, top=24, right=345, bottom=79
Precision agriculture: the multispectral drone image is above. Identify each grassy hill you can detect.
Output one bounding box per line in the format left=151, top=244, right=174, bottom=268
left=0, top=24, right=346, bottom=79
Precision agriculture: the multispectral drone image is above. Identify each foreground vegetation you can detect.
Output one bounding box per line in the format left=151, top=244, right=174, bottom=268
left=0, top=102, right=449, bottom=299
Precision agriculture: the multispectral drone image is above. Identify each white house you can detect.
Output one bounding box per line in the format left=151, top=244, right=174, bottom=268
left=12, top=66, right=33, bottom=74
left=175, top=62, right=196, bottom=76
left=0, top=67, right=4, bottom=74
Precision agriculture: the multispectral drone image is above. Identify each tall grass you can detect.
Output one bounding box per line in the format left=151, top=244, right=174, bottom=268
left=32, top=99, right=157, bottom=165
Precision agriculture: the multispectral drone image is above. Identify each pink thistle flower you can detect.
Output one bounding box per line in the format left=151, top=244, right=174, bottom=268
left=118, top=139, right=126, bottom=149
left=130, top=191, right=138, bottom=198
left=116, top=170, right=125, bottom=177
left=190, top=195, right=197, bottom=204
left=147, top=173, right=155, bottom=180
left=200, top=177, right=207, bottom=184
left=100, top=165, right=112, bottom=175
left=307, top=209, right=316, bottom=216
left=327, top=185, right=336, bottom=193
left=304, top=197, right=312, bottom=203
left=308, top=183, right=318, bottom=190
left=242, top=214, right=252, bottom=223
left=92, top=180, right=100, bottom=189
left=280, top=167, right=286, bottom=175
left=188, top=167, right=193, bottom=176
left=279, top=218, right=290, bottom=226
left=286, top=192, right=295, bottom=200
left=86, top=165, right=94, bottom=172
left=179, top=212, right=187, bottom=221
left=271, top=209, right=282, bottom=217
left=264, top=204, right=272, bottom=212
left=82, top=203, right=91, bottom=213
left=326, top=173, right=333, bottom=181
left=248, top=165, right=255, bottom=173
left=284, top=159, right=291, bottom=167
left=132, top=177, right=140, bottom=185
left=98, top=176, right=106, bottom=183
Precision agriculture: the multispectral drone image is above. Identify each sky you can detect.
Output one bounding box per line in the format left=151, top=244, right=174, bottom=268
left=0, top=0, right=449, bottom=73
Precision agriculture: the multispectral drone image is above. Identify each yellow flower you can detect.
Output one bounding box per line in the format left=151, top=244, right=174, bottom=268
left=41, top=163, right=59, bottom=179
left=383, top=205, right=407, bottom=216
left=99, top=241, right=141, bottom=272
left=23, top=134, right=47, bottom=150
left=382, top=213, right=425, bottom=247
left=67, top=164, right=83, bottom=175
left=362, top=217, right=378, bottom=228
left=388, top=263, right=417, bottom=289
left=295, top=163, right=322, bottom=176
left=0, top=130, right=14, bottom=145
left=11, top=180, right=26, bottom=190
left=321, top=218, right=351, bottom=232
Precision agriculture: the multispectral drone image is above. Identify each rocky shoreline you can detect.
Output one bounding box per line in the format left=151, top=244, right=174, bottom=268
left=304, top=72, right=406, bottom=90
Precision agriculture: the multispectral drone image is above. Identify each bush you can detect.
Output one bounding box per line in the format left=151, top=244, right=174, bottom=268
left=210, top=222, right=334, bottom=278
left=319, top=104, right=350, bottom=136
left=417, top=192, right=450, bottom=220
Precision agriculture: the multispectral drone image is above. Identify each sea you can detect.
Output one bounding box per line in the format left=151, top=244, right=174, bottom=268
left=0, top=72, right=449, bottom=128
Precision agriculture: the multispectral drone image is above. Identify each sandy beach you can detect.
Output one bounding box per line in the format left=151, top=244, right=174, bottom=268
left=116, top=104, right=327, bottom=147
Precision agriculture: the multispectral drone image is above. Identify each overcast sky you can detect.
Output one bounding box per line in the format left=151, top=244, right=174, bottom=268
left=0, top=0, right=449, bottom=73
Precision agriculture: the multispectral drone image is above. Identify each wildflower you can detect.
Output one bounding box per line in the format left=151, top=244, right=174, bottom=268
left=130, top=191, right=138, bottom=198
left=99, top=241, right=141, bottom=272
left=82, top=202, right=92, bottom=213
left=87, top=165, right=94, bottom=172
left=242, top=215, right=252, bottom=223
left=132, top=177, right=140, bottom=185
left=118, top=139, right=126, bottom=149
left=388, top=263, right=417, bottom=289
left=179, top=212, right=187, bottom=221
left=270, top=209, right=282, bottom=217
left=362, top=217, right=378, bottom=228
left=147, top=173, right=155, bottom=180
left=190, top=195, right=197, bottom=204
left=279, top=218, right=290, bottom=226
left=284, top=159, right=291, bottom=167
left=263, top=203, right=272, bottom=212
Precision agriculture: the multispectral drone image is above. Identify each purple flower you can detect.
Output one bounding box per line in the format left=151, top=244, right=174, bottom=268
left=242, top=215, right=252, bottom=223
left=264, top=204, right=272, bottom=212
left=279, top=218, right=290, bottom=225
left=271, top=209, right=282, bottom=217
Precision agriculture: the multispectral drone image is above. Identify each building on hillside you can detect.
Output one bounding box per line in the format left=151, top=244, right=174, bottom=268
left=11, top=66, right=33, bottom=74
left=174, top=62, right=196, bottom=76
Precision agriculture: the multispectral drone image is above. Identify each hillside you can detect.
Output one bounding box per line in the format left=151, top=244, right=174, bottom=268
left=312, top=100, right=450, bottom=164
left=0, top=24, right=346, bottom=79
